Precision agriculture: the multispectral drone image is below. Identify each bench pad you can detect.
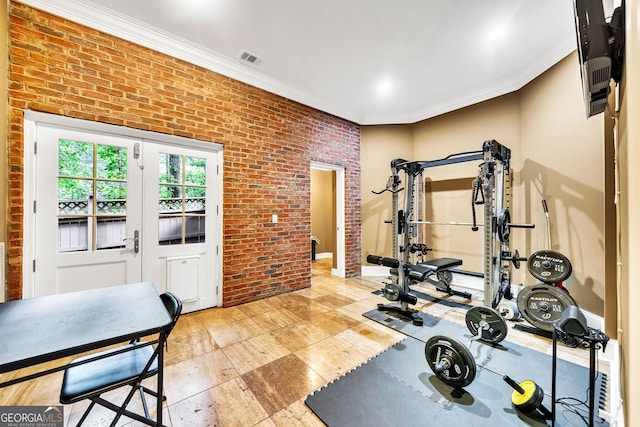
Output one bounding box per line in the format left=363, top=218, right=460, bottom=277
left=417, top=257, right=462, bottom=271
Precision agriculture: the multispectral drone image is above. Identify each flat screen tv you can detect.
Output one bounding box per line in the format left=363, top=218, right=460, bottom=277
left=573, top=0, right=624, bottom=117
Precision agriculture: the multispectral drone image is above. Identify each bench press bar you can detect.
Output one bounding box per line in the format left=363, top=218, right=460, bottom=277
left=411, top=220, right=481, bottom=227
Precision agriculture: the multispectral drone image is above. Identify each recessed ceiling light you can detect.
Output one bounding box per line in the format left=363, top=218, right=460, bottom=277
left=487, top=27, right=506, bottom=42
left=375, top=78, right=394, bottom=97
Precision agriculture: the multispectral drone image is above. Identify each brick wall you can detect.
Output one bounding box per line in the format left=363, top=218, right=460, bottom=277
left=5, top=2, right=362, bottom=305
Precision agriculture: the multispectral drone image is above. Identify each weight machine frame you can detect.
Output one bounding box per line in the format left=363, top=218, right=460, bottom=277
left=376, top=139, right=517, bottom=310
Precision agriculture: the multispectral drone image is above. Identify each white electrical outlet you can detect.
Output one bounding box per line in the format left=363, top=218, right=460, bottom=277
left=272, top=214, right=278, bottom=223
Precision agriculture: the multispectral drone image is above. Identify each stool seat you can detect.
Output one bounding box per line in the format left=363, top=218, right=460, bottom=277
left=60, top=343, right=157, bottom=404
left=418, top=257, right=463, bottom=271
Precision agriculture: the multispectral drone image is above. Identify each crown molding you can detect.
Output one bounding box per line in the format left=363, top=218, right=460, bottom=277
left=15, top=0, right=575, bottom=126
left=16, top=0, right=364, bottom=123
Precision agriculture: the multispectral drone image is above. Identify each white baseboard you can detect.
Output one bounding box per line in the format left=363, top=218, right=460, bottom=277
left=361, top=265, right=390, bottom=276
left=316, top=252, right=332, bottom=259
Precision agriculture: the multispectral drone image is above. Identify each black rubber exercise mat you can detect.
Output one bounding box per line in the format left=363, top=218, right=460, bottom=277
left=362, top=308, right=608, bottom=400
left=304, top=311, right=608, bottom=427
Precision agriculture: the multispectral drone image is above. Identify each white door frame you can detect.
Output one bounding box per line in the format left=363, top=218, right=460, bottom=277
left=23, top=111, right=223, bottom=304
left=311, top=161, right=345, bottom=278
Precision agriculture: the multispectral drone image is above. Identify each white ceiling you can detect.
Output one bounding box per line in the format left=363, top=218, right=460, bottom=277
left=20, top=0, right=582, bottom=125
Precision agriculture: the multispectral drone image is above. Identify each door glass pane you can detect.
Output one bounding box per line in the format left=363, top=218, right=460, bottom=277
left=96, top=216, right=126, bottom=249
left=159, top=153, right=181, bottom=184
left=185, top=187, right=206, bottom=212
left=185, top=156, right=205, bottom=185
left=58, top=217, right=88, bottom=253
left=159, top=216, right=184, bottom=246
left=158, top=154, right=206, bottom=245
left=58, top=178, right=92, bottom=214
left=58, top=140, right=93, bottom=178
left=159, top=185, right=182, bottom=212
left=96, top=182, right=126, bottom=214
left=97, top=145, right=127, bottom=180
left=57, top=140, right=127, bottom=252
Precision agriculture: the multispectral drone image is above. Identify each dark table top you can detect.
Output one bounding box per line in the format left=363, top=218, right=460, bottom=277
left=0, top=282, right=172, bottom=374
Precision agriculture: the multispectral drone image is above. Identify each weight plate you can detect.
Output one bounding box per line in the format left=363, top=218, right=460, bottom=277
left=465, top=306, right=508, bottom=343
left=517, top=284, right=577, bottom=331
left=382, top=283, right=401, bottom=301
left=425, top=335, right=476, bottom=388
left=527, top=250, right=573, bottom=283
left=497, top=300, right=520, bottom=320
left=497, top=208, right=511, bottom=243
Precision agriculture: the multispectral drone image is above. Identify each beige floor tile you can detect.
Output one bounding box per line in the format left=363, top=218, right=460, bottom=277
left=223, top=333, right=291, bottom=375
left=250, top=307, right=304, bottom=332
left=270, top=399, right=325, bottom=427
left=268, top=292, right=311, bottom=308
left=311, top=309, right=361, bottom=336
left=208, top=317, right=267, bottom=348
left=241, top=354, right=326, bottom=416
left=295, top=336, right=369, bottom=380
left=236, top=297, right=285, bottom=318
left=165, top=328, right=219, bottom=366
left=311, top=292, right=358, bottom=309
left=281, top=299, right=332, bottom=322
left=169, top=377, right=269, bottom=427
left=197, top=306, right=250, bottom=329
left=254, top=417, right=278, bottom=427
left=334, top=322, right=404, bottom=359
left=336, top=285, right=379, bottom=301
left=336, top=294, right=387, bottom=321
left=271, top=321, right=332, bottom=352
left=163, top=348, right=238, bottom=405
left=294, top=284, right=335, bottom=299
left=0, top=371, right=64, bottom=406
left=171, top=312, right=206, bottom=336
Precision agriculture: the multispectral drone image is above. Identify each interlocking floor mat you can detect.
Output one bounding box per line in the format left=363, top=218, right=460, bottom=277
left=305, top=309, right=608, bottom=427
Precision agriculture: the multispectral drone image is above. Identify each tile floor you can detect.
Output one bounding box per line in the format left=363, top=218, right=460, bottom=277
left=0, top=258, right=591, bottom=426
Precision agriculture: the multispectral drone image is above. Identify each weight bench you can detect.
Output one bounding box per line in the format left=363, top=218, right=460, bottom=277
left=415, top=257, right=472, bottom=300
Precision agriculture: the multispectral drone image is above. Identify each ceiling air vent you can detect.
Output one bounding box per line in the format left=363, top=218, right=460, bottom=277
left=238, top=50, right=264, bottom=66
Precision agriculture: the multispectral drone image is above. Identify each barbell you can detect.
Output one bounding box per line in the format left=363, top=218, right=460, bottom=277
left=411, top=221, right=480, bottom=227
left=410, top=208, right=534, bottom=243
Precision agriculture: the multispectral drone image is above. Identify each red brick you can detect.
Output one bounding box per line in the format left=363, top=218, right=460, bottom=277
left=5, top=2, right=362, bottom=305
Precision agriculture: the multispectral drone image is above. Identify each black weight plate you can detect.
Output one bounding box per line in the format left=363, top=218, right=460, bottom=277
left=497, top=208, right=511, bottom=243
left=517, top=284, right=577, bottom=331
left=527, top=250, right=573, bottom=283
left=465, top=306, right=508, bottom=343
left=425, top=335, right=476, bottom=388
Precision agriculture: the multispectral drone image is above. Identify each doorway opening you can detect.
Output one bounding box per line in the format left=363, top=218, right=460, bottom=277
left=310, top=161, right=345, bottom=278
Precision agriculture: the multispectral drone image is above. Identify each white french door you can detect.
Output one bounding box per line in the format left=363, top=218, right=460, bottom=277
left=34, top=126, right=143, bottom=296
left=140, top=142, right=220, bottom=312
left=25, top=112, right=222, bottom=313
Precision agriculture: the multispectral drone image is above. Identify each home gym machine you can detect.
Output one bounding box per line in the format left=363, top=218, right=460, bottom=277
left=370, top=140, right=534, bottom=333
